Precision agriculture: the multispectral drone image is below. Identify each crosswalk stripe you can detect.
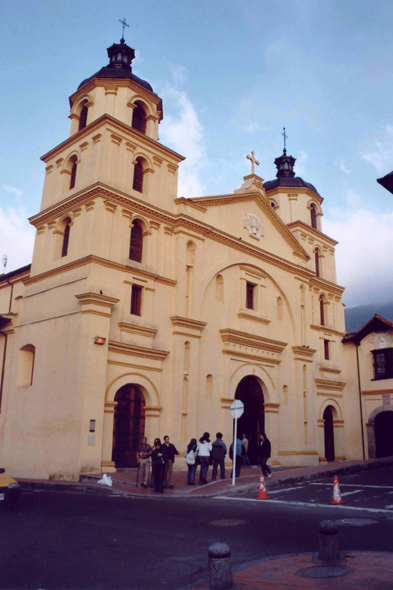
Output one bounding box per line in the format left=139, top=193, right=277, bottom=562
left=310, top=482, right=393, bottom=490
left=215, top=496, right=393, bottom=514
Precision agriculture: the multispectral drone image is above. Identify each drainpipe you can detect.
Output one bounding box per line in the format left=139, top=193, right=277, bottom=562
left=356, top=343, right=366, bottom=460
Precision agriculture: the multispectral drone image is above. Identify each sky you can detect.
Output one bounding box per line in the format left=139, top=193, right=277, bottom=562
left=1, top=0, right=393, bottom=308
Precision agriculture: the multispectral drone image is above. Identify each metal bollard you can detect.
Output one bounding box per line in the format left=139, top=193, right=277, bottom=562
left=208, top=543, right=233, bottom=590
left=318, top=520, right=340, bottom=561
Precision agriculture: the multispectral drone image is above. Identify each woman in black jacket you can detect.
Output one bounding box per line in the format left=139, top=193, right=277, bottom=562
left=151, top=438, right=165, bottom=493
left=258, top=433, right=272, bottom=478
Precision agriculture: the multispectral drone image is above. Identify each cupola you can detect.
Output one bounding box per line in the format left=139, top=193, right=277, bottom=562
left=107, top=37, right=135, bottom=71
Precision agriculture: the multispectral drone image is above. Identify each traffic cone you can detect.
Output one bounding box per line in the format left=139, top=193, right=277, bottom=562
left=330, top=475, right=345, bottom=505
left=257, top=475, right=269, bottom=499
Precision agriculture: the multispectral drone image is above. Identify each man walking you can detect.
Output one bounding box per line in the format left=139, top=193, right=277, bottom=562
left=229, top=435, right=244, bottom=478
left=242, top=434, right=251, bottom=465
left=162, top=435, right=179, bottom=488
left=211, top=432, right=227, bottom=481
left=258, top=433, right=272, bottom=478
left=137, top=436, right=152, bottom=488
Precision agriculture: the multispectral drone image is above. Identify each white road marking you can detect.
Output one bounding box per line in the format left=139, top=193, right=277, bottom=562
left=268, top=487, right=301, bottom=494
left=215, top=496, right=393, bottom=514
left=340, top=490, right=363, bottom=497
left=310, top=482, right=393, bottom=490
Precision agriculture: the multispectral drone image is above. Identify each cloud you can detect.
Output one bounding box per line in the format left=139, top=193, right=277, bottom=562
left=345, top=188, right=362, bottom=208
left=3, top=185, right=22, bottom=198
left=294, top=151, right=308, bottom=176
left=339, top=159, right=351, bottom=174
left=324, top=208, right=393, bottom=307
left=159, top=77, right=206, bottom=198
left=362, top=125, right=393, bottom=172
left=0, top=207, right=35, bottom=273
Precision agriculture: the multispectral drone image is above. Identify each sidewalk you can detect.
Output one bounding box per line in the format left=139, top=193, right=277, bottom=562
left=194, top=551, right=393, bottom=589
left=17, top=456, right=393, bottom=499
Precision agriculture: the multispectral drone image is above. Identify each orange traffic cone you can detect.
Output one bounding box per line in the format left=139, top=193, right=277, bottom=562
left=257, top=475, right=269, bottom=500
left=330, top=475, right=345, bottom=505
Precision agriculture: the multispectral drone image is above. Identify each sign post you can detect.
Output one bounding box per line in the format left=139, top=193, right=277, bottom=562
left=230, top=400, right=244, bottom=486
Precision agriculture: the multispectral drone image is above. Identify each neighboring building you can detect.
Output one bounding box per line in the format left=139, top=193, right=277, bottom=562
left=343, top=315, right=393, bottom=460
left=0, top=38, right=364, bottom=481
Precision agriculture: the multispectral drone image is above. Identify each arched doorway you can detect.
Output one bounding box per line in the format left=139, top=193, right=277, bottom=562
left=375, top=411, right=393, bottom=458
left=235, top=376, right=265, bottom=464
left=323, top=406, right=335, bottom=462
left=112, top=384, right=146, bottom=467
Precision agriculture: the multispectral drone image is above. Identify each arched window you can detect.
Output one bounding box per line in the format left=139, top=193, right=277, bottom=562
left=69, top=159, right=77, bottom=190
left=277, top=296, right=283, bottom=320
left=17, top=345, right=35, bottom=386
left=132, top=102, right=147, bottom=134
left=319, top=295, right=325, bottom=326
left=310, top=203, right=317, bottom=229
left=129, top=220, right=143, bottom=262
left=133, top=158, right=144, bottom=193
left=61, top=217, right=72, bottom=257
left=215, top=275, right=224, bottom=302
left=184, top=342, right=190, bottom=374
left=315, top=248, right=320, bottom=277
left=78, top=105, right=88, bottom=131
left=206, top=375, right=213, bottom=398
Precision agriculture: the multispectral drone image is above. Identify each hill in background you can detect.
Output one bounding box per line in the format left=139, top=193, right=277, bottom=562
left=344, top=301, right=393, bottom=333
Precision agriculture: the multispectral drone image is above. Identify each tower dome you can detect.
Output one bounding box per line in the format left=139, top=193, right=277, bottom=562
left=78, top=37, right=153, bottom=92
left=263, top=149, right=320, bottom=195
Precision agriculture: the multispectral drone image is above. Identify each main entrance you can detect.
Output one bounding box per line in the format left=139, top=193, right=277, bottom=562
left=375, top=411, right=393, bottom=458
left=323, top=406, right=335, bottom=462
left=235, top=376, right=265, bottom=464
left=112, top=384, right=146, bottom=467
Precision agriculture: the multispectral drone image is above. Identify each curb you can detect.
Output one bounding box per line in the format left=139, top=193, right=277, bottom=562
left=17, top=457, right=393, bottom=499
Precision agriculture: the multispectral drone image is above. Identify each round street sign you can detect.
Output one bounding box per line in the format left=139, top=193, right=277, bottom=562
left=230, top=399, right=244, bottom=419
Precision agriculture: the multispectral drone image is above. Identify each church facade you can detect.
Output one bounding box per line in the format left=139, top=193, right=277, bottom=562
left=0, top=38, right=367, bottom=480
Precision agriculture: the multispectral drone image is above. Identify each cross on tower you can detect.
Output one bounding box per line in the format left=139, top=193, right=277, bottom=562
left=282, top=127, right=287, bottom=153
left=119, top=18, right=130, bottom=39
left=246, top=151, right=260, bottom=175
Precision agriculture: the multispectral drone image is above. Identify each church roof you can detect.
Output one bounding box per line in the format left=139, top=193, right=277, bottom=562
left=78, top=38, right=153, bottom=93
left=263, top=148, right=320, bottom=196
left=342, top=314, right=393, bottom=344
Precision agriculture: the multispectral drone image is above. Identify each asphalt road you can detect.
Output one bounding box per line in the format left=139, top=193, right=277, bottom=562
left=1, top=466, right=393, bottom=590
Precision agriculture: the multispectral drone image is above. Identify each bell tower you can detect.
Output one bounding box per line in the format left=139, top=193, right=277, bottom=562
left=29, top=37, right=184, bottom=277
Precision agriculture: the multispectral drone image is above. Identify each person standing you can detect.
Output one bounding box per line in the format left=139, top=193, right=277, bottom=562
left=229, top=435, right=244, bottom=478
left=197, top=432, right=212, bottom=484
left=184, top=438, right=198, bottom=485
left=242, top=434, right=251, bottom=465
left=137, top=436, right=152, bottom=488
left=211, top=432, right=227, bottom=481
left=258, top=433, right=272, bottom=478
left=162, top=435, right=179, bottom=489
left=151, top=438, right=165, bottom=493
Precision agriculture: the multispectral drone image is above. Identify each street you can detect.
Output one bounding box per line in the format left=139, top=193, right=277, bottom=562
left=1, top=466, right=393, bottom=589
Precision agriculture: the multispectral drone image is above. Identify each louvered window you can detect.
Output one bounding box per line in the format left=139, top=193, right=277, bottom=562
left=315, top=249, right=320, bottom=277
left=70, top=162, right=77, bottom=190
left=133, top=160, right=143, bottom=193
left=131, top=285, right=142, bottom=316
left=320, top=296, right=325, bottom=326
left=324, top=339, right=330, bottom=360
left=132, top=103, right=147, bottom=134
left=310, top=203, right=317, bottom=229
left=129, top=221, right=143, bottom=262
left=79, top=105, right=88, bottom=131
left=62, top=219, right=71, bottom=257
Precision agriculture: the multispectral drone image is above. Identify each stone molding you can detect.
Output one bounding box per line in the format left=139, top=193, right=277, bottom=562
left=108, top=340, right=169, bottom=361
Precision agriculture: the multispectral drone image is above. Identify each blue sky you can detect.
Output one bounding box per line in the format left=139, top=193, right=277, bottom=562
left=1, top=0, right=393, bottom=307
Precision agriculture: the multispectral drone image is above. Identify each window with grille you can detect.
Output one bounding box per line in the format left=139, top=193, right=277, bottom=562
left=372, top=348, right=393, bottom=380
left=324, top=339, right=330, bottom=360
left=70, top=162, right=77, bottom=190
left=79, top=105, right=88, bottom=131
left=131, top=285, right=142, bottom=316
left=132, top=103, right=147, bottom=134
left=133, top=159, right=143, bottom=193
left=310, top=203, right=317, bottom=229
left=61, top=218, right=71, bottom=257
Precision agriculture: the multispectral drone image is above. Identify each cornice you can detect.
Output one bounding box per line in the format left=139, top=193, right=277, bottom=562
left=0, top=268, right=31, bottom=288
left=23, top=254, right=176, bottom=287
left=292, top=345, right=317, bottom=357
left=108, top=340, right=169, bottom=361
left=220, top=328, right=287, bottom=353
left=310, top=277, right=345, bottom=296
left=237, top=311, right=270, bottom=325
left=69, top=78, right=163, bottom=112
left=170, top=316, right=207, bottom=331
left=174, top=197, right=207, bottom=213
left=314, top=378, right=346, bottom=391
left=264, top=185, right=324, bottom=204
left=75, top=292, right=120, bottom=308
left=287, top=220, right=338, bottom=246
left=28, top=183, right=317, bottom=282
left=362, top=388, right=393, bottom=396
left=118, top=322, right=157, bottom=338
left=41, top=114, right=184, bottom=164
left=310, top=324, right=345, bottom=338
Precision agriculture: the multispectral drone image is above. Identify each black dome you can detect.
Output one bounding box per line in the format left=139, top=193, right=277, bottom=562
left=264, top=176, right=320, bottom=195
left=77, top=38, right=153, bottom=93
left=78, top=67, right=153, bottom=92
